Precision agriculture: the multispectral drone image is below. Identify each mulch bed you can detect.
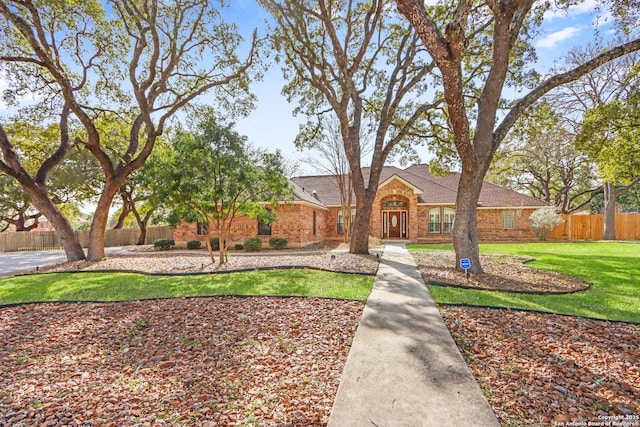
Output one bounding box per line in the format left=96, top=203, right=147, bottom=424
left=2, top=249, right=639, bottom=425
left=0, top=297, right=363, bottom=426
left=413, top=252, right=589, bottom=293
left=441, top=306, right=640, bottom=426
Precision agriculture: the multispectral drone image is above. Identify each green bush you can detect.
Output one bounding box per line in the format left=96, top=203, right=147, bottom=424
left=268, top=237, right=288, bottom=249
left=209, top=237, right=226, bottom=250
left=243, top=238, right=262, bottom=252
left=234, top=243, right=244, bottom=250
left=153, top=238, right=175, bottom=251
left=186, top=240, right=202, bottom=250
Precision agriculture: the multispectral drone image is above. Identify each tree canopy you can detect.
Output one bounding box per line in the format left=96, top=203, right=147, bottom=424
left=487, top=102, right=599, bottom=214
left=161, top=112, right=292, bottom=264
left=0, top=0, right=258, bottom=260
left=259, top=0, right=439, bottom=254
left=577, top=90, right=640, bottom=187
left=396, top=0, right=640, bottom=272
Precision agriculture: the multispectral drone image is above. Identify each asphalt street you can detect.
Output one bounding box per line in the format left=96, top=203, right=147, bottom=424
left=0, top=247, right=132, bottom=278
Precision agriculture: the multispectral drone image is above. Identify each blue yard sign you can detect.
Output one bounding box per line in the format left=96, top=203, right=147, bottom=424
left=459, top=258, right=471, bottom=270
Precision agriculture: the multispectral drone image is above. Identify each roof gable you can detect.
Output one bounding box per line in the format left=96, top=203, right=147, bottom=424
left=378, top=174, right=424, bottom=196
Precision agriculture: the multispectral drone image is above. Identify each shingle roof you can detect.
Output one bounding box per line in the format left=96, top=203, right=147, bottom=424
left=289, top=179, right=328, bottom=209
left=290, top=164, right=547, bottom=208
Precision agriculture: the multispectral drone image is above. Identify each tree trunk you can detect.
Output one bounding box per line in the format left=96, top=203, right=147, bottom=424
left=11, top=212, right=40, bottom=232
left=345, top=175, right=353, bottom=243
left=136, top=227, right=147, bottom=245
left=349, top=189, right=376, bottom=254
left=113, top=201, right=131, bottom=229
left=602, top=182, right=617, bottom=240
left=132, top=206, right=153, bottom=245
left=452, top=167, right=485, bottom=274
left=87, top=180, right=121, bottom=260
left=135, top=215, right=151, bottom=245
left=26, top=184, right=85, bottom=261
left=218, top=229, right=228, bottom=265
left=206, top=236, right=216, bottom=264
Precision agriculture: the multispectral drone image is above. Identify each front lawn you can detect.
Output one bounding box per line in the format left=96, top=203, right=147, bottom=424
left=408, top=241, right=640, bottom=323
left=0, top=269, right=374, bottom=305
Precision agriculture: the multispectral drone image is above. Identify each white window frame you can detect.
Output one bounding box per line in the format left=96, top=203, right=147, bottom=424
left=337, top=208, right=356, bottom=234
left=429, top=207, right=441, bottom=234
left=443, top=208, right=456, bottom=233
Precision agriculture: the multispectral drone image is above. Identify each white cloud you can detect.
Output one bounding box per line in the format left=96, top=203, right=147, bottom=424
left=536, top=26, right=581, bottom=49
left=543, top=0, right=598, bottom=21
left=593, top=10, right=613, bottom=27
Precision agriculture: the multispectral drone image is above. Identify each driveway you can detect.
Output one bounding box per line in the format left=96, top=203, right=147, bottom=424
left=0, top=247, right=134, bottom=278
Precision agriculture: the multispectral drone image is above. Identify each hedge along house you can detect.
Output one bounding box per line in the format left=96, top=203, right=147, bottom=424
left=173, top=164, right=548, bottom=247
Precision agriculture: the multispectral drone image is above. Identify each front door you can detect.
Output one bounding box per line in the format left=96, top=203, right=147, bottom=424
left=388, top=212, right=401, bottom=238
left=382, top=210, right=407, bottom=239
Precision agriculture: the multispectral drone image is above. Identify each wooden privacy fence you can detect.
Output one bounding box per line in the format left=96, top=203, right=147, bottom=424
left=0, top=226, right=173, bottom=252
left=550, top=213, right=640, bottom=241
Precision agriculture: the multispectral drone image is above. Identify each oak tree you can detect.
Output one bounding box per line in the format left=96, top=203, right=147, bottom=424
left=549, top=45, right=640, bottom=239
left=301, top=117, right=373, bottom=242
left=0, top=109, right=101, bottom=257
left=396, top=0, right=640, bottom=272
left=487, top=103, right=599, bottom=214
left=577, top=89, right=640, bottom=238
left=259, top=0, right=439, bottom=254
left=0, top=0, right=257, bottom=260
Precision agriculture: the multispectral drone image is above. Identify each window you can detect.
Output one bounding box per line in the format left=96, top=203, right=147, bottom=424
left=258, top=210, right=272, bottom=235
left=337, top=208, right=356, bottom=234
left=502, top=211, right=516, bottom=229
left=443, top=208, right=456, bottom=233
left=197, top=221, right=208, bottom=235
left=383, top=200, right=407, bottom=207
left=429, top=208, right=441, bottom=233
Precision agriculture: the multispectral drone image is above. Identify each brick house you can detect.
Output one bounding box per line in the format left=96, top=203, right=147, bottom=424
left=173, top=164, right=547, bottom=247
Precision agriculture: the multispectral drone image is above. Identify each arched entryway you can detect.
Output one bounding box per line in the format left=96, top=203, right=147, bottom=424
left=381, top=198, right=409, bottom=239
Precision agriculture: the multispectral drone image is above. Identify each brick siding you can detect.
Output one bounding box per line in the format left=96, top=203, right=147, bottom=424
left=174, top=203, right=326, bottom=248
left=174, top=181, right=540, bottom=245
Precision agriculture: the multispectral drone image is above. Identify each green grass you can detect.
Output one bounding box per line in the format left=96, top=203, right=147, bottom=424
left=408, top=241, right=640, bottom=323
left=0, top=269, right=374, bottom=305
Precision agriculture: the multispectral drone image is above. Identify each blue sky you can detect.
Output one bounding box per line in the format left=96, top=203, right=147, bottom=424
left=228, top=0, right=619, bottom=174
left=0, top=0, right=620, bottom=175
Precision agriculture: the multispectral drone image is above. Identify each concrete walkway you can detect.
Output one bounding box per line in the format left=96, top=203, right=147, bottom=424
left=328, top=243, right=500, bottom=427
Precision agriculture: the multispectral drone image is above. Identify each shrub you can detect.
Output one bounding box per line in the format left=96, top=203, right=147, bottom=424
left=153, top=238, right=175, bottom=251
left=186, top=240, right=202, bottom=250
left=268, top=237, right=288, bottom=249
left=234, top=243, right=244, bottom=250
left=530, top=207, right=565, bottom=240
left=243, top=238, right=262, bottom=252
left=209, top=237, right=226, bottom=250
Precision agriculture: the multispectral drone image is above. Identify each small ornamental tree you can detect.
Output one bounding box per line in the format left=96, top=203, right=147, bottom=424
left=161, top=112, right=292, bottom=265
left=529, top=207, right=564, bottom=241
